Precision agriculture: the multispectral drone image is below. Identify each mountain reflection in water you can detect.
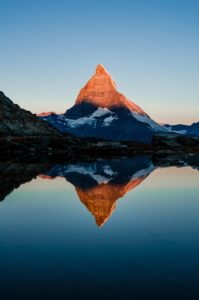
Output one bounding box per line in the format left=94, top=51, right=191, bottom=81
left=0, top=155, right=199, bottom=300
left=40, top=157, right=154, bottom=226
left=0, top=155, right=198, bottom=227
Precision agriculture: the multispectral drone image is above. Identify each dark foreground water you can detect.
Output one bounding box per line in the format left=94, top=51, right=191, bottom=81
left=0, top=157, right=199, bottom=300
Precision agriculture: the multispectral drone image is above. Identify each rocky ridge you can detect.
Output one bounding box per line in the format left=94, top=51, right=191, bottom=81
left=0, top=92, right=58, bottom=137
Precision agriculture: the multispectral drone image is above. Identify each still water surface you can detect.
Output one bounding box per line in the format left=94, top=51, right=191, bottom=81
left=0, top=157, right=199, bottom=299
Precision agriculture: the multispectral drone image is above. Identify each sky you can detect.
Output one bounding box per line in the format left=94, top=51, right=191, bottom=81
left=0, top=0, right=198, bottom=124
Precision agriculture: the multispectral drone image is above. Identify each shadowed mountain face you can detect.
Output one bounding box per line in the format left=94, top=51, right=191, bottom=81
left=40, top=65, right=167, bottom=144
left=40, top=104, right=154, bottom=144
left=41, top=157, right=154, bottom=226
left=0, top=92, right=58, bottom=137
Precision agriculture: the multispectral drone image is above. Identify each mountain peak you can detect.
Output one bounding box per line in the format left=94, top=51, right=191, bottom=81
left=75, top=65, right=148, bottom=116
left=95, top=64, right=108, bottom=75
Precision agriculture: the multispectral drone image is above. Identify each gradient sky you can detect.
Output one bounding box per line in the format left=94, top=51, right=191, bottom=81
left=0, top=0, right=198, bottom=124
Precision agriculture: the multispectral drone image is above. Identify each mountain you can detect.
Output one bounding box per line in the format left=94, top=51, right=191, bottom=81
left=37, top=112, right=56, bottom=117
left=40, top=65, right=167, bottom=144
left=40, top=156, right=154, bottom=227
left=0, top=92, right=58, bottom=137
left=164, top=122, right=199, bottom=137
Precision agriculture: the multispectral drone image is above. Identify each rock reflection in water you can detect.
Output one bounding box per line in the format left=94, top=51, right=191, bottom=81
left=0, top=163, right=50, bottom=201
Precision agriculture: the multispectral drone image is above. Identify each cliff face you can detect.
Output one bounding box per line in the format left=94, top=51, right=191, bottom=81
left=76, top=64, right=148, bottom=116
left=0, top=92, right=58, bottom=137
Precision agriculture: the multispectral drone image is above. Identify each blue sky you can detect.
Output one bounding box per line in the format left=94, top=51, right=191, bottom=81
left=0, top=0, right=198, bottom=124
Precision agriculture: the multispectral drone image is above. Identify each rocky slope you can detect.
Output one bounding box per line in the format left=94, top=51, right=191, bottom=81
left=0, top=91, right=58, bottom=137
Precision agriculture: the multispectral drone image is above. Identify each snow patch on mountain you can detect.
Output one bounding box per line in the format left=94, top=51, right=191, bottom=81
left=92, top=107, right=112, bottom=117
left=66, top=108, right=111, bottom=128
left=47, top=164, right=119, bottom=185
left=131, top=112, right=168, bottom=132
left=164, top=126, right=187, bottom=134
left=103, top=115, right=118, bottom=127
left=42, top=108, right=114, bottom=129
left=103, top=165, right=116, bottom=176
left=131, top=162, right=154, bottom=180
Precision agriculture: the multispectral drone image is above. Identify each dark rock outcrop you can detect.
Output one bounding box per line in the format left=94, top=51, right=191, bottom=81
left=0, top=132, right=198, bottom=163
left=0, top=92, right=59, bottom=137
left=0, top=163, right=50, bottom=201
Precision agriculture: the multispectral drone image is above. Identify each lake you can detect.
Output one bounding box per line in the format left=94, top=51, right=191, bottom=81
left=0, top=156, right=199, bottom=299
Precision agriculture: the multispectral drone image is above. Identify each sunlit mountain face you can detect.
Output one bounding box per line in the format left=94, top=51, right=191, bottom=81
left=75, top=64, right=148, bottom=114
left=40, top=157, right=154, bottom=226
left=39, top=65, right=167, bottom=144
